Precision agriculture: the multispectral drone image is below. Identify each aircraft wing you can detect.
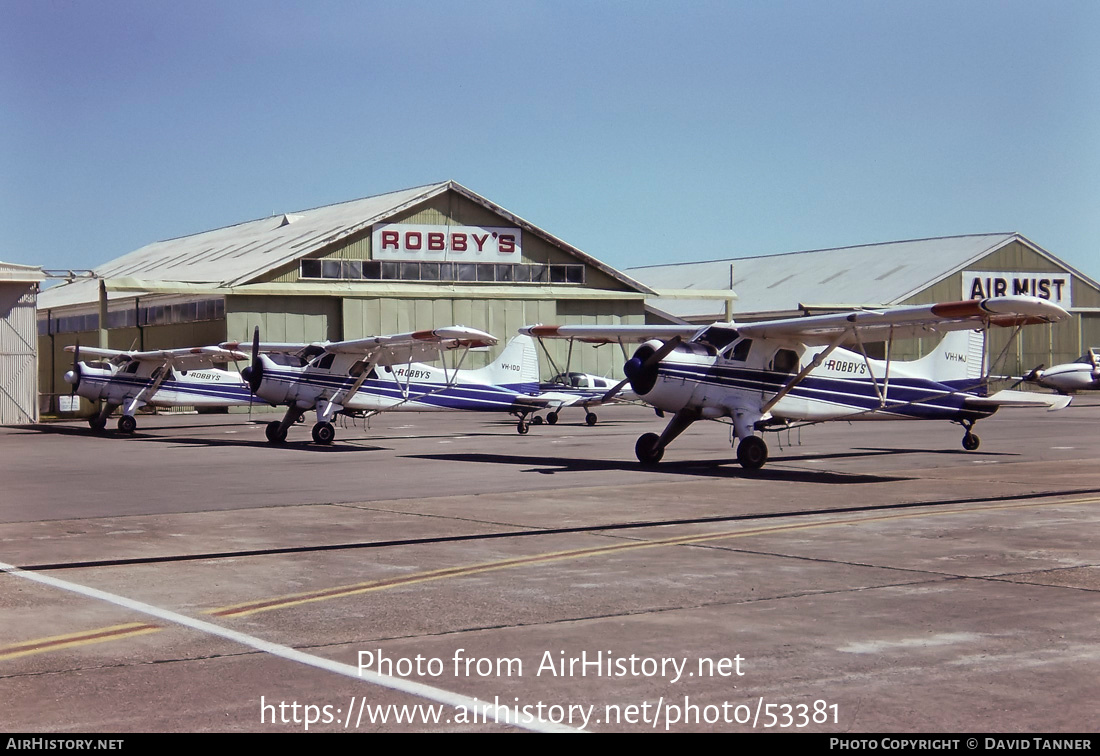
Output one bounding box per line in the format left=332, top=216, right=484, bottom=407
left=735, top=296, right=1069, bottom=346
left=519, top=324, right=701, bottom=343
left=66, top=345, right=248, bottom=367
left=323, top=326, right=497, bottom=365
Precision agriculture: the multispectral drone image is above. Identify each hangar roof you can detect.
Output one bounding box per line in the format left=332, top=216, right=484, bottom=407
left=40, top=181, right=651, bottom=310
left=0, top=261, right=45, bottom=284
left=628, top=233, right=1085, bottom=319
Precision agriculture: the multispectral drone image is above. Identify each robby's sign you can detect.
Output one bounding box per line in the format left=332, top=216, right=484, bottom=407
left=373, top=224, right=522, bottom=262
left=962, top=271, right=1071, bottom=305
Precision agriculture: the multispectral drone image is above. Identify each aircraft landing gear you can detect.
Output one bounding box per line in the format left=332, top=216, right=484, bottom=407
left=117, top=415, right=137, bottom=434
left=312, top=421, right=335, bottom=445
left=736, top=435, right=768, bottom=471
left=546, top=411, right=559, bottom=425
left=635, top=432, right=663, bottom=466
left=633, top=409, right=698, bottom=467
left=517, top=418, right=529, bottom=435
left=585, top=412, right=598, bottom=426
left=960, top=419, right=980, bottom=451
left=89, top=416, right=107, bottom=432
left=265, top=421, right=288, bottom=444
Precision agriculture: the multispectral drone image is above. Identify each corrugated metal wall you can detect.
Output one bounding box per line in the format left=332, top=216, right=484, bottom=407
left=1, top=283, right=39, bottom=424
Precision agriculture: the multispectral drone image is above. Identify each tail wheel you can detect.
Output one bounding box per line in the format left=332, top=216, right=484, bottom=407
left=312, top=422, right=335, bottom=445
left=117, top=415, right=137, bottom=434
left=585, top=412, right=598, bottom=426
left=736, top=435, right=769, bottom=470
left=635, top=432, right=664, bottom=466
left=962, top=432, right=980, bottom=451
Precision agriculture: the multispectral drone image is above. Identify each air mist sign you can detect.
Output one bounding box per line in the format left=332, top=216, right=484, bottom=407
left=372, top=224, right=522, bottom=261
left=962, top=271, right=1071, bottom=305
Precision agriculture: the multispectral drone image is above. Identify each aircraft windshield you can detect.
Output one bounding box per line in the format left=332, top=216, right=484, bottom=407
left=696, top=326, right=740, bottom=354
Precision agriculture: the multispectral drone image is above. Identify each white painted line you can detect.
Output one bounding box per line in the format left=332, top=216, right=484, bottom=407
left=0, top=560, right=578, bottom=733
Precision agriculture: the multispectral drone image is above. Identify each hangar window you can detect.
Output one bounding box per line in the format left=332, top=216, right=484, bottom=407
left=297, top=260, right=584, bottom=285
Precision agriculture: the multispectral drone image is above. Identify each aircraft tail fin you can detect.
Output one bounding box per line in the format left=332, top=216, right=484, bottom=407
left=467, top=334, right=540, bottom=394
left=909, top=329, right=985, bottom=383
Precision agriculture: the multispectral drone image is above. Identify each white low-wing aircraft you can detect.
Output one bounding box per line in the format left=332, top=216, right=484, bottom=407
left=223, top=328, right=550, bottom=444
left=521, top=295, right=1072, bottom=470
left=534, top=372, right=637, bottom=426
left=63, top=345, right=253, bottom=433
left=1019, top=349, right=1100, bottom=394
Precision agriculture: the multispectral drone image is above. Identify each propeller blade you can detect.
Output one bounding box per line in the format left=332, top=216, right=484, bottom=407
left=600, top=376, right=631, bottom=403
left=242, top=326, right=264, bottom=394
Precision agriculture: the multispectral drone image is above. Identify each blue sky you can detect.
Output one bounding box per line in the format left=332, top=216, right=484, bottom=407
left=3, top=0, right=1098, bottom=278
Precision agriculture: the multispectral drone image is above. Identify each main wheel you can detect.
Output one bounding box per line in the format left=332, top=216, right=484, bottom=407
left=89, top=416, right=107, bottom=432
left=312, top=421, right=335, bottom=445
left=736, top=435, right=769, bottom=470
left=585, top=412, right=598, bottom=426
left=517, top=419, right=529, bottom=435
left=546, top=412, right=559, bottom=425
left=117, top=415, right=137, bottom=434
left=532, top=415, right=544, bottom=425
left=265, top=421, right=287, bottom=444
left=962, top=432, right=980, bottom=451
left=635, top=432, right=664, bottom=466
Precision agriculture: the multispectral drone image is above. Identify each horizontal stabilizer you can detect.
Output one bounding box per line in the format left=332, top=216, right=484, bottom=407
left=964, top=389, right=1072, bottom=411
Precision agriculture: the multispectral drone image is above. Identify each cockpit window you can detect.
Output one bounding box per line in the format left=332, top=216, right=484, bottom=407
left=349, top=360, right=378, bottom=379
left=772, top=348, right=799, bottom=373
left=124, top=361, right=141, bottom=374
left=312, top=353, right=336, bottom=370
left=727, top=338, right=753, bottom=362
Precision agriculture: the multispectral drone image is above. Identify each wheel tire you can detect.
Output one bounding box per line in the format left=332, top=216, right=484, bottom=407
left=962, top=432, right=980, bottom=451
left=312, top=422, right=335, bottom=445
left=265, top=421, right=287, bottom=444
left=585, top=412, right=598, bottom=426
left=517, top=419, right=529, bottom=435
left=532, top=415, right=544, bottom=425
left=635, top=432, right=664, bottom=466
left=117, top=415, right=137, bottom=434
left=546, top=412, right=558, bottom=425
left=89, top=416, right=107, bottom=432
left=736, top=435, right=769, bottom=471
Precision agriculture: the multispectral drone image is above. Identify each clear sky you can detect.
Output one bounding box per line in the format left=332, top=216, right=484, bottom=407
left=3, top=0, right=1098, bottom=278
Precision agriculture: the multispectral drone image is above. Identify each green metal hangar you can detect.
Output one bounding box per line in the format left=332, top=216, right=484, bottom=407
left=37, top=181, right=653, bottom=411
left=630, top=233, right=1100, bottom=377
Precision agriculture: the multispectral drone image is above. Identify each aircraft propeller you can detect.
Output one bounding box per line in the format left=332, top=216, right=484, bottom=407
left=241, top=326, right=263, bottom=394
left=601, top=336, right=682, bottom=402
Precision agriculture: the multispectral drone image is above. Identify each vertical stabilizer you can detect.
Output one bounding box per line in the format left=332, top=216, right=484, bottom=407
left=910, top=329, right=985, bottom=383
left=466, top=335, right=540, bottom=394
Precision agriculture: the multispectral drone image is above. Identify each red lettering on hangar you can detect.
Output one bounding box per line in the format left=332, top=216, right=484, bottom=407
left=378, top=229, right=516, bottom=254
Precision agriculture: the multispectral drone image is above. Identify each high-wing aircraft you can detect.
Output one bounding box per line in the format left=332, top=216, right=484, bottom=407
left=521, top=296, right=1071, bottom=470
left=223, top=328, right=550, bottom=444
left=1019, top=349, right=1100, bottom=394
left=63, top=345, right=252, bottom=433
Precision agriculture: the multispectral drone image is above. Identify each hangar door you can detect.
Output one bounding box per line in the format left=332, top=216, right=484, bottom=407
left=0, top=283, right=39, bottom=424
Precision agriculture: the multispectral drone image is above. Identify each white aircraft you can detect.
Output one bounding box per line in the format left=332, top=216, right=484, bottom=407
left=521, top=295, right=1072, bottom=471
left=534, top=372, right=637, bottom=426
left=224, top=328, right=550, bottom=444
left=63, top=345, right=253, bottom=433
left=1019, top=349, right=1100, bottom=394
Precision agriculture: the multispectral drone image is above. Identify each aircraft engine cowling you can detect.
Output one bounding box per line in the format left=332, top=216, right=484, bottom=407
left=622, top=339, right=700, bottom=414
left=64, top=364, right=110, bottom=401
left=247, top=354, right=291, bottom=405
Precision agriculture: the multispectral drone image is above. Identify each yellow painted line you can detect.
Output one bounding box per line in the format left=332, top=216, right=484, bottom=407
left=5, top=494, right=1098, bottom=661
left=0, top=622, right=160, bottom=661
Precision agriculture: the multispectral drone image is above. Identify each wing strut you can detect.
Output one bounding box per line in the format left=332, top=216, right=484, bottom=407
left=760, top=330, right=850, bottom=415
